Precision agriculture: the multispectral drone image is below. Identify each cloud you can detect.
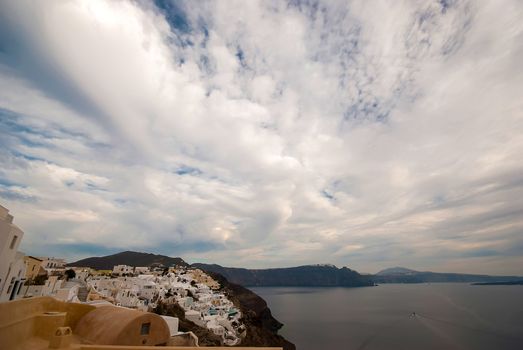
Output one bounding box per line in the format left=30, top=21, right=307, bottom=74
left=0, top=0, right=522, bottom=274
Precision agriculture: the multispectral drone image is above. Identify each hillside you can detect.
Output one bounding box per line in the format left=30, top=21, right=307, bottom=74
left=154, top=271, right=295, bottom=350
left=207, top=271, right=296, bottom=350
left=192, top=262, right=521, bottom=286
left=376, top=267, right=417, bottom=275
left=374, top=266, right=522, bottom=283
left=192, top=263, right=374, bottom=287
left=67, top=251, right=188, bottom=270
left=68, top=251, right=294, bottom=348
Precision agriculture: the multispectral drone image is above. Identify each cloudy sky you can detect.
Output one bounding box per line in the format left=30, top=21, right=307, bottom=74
left=0, top=0, right=522, bottom=274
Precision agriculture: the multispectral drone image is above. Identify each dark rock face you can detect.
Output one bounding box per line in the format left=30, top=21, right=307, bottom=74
left=193, top=263, right=374, bottom=287
left=208, top=271, right=296, bottom=350
left=67, top=251, right=188, bottom=270
left=153, top=272, right=295, bottom=350
left=154, top=302, right=223, bottom=346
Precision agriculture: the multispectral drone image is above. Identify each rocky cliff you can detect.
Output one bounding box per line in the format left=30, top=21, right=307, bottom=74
left=153, top=271, right=295, bottom=350
left=207, top=271, right=296, bottom=350
left=193, top=263, right=374, bottom=287
left=374, top=266, right=523, bottom=283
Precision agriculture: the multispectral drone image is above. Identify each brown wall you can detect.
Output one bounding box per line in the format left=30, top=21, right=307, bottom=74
left=0, top=297, right=281, bottom=350
left=0, top=297, right=95, bottom=350
left=24, top=257, right=43, bottom=281
left=75, top=306, right=170, bottom=346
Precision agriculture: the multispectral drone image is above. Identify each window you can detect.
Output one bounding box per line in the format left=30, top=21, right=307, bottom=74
left=7, top=278, right=15, bottom=294
left=10, top=235, right=18, bottom=249
left=140, top=322, right=150, bottom=335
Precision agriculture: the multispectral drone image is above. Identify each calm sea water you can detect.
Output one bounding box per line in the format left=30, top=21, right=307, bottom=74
left=251, top=284, right=523, bottom=350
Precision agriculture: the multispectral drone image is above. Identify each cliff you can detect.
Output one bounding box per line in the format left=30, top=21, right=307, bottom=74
left=192, top=263, right=374, bottom=287
left=153, top=271, right=295, bottom=350
left=207, top=271, right=296, bottom=350
left=374, top=266, right=523, bottom=283
left=153, top=302, right=223, bottom=346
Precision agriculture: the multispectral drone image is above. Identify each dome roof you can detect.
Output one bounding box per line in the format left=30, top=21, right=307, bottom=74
left=75, top=306, right=169, bottom=346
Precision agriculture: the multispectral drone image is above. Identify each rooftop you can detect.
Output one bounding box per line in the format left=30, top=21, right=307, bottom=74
left=0, top=297, right=281, bottom=350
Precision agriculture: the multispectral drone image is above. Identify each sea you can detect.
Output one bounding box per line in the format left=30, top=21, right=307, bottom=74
left=251, top=283, right=523, bottom=350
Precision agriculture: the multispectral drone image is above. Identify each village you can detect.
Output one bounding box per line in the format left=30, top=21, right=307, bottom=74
left=1, top=205, right=245, bottom=346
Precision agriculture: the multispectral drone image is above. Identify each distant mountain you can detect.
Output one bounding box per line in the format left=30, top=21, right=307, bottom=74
left=67, top=251, right=188, bottom=270
left=191, top=263, right=374, bottom=287
left=68, top=251, right=521, bottom=286
left=374, top=267, right=522, bottom=283
left=376, top=267, right=417, bottom=275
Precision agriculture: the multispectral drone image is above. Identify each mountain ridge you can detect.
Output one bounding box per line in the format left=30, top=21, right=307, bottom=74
left=376, top=266, right=418, bottom=275
left=192, top=263, right=374, bottom=287
left=68, top=251, right=522, bottom=285
left=374, top=266, right=522, bottom=283
left=67, top=250, right=188, bottom=270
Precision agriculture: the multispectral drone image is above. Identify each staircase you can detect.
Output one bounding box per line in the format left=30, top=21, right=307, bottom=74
left=77, top=286, right=89, bottom=302
left=75, top=280, right=89, bottom=302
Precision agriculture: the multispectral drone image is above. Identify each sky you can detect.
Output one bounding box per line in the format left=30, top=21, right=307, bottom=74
left=0, top=0, right=522, bottom=275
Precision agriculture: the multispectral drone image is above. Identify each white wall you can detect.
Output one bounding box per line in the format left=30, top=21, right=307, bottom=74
left=161, top=316, right=179, bottom=336
left=0, top=205, right=26, bottom=302
left=18, top=284, right=44, bottom=298
left=55, top=283, right=80, bottom=302
left=42, top=276, right=63, bottom=296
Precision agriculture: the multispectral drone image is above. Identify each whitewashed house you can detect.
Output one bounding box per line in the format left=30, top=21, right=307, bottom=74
left=41, top=275, right=63, bottom=296
left=185, top=310, right=205, bottom=327
left=55, top=281, right=80, bottom=302
left=115, top=288, right=140, bottom=308
left=39, top=257, right=66, bottom=273
left=161, top=315, right=179, bottom=336
left=135, top=267, right=150, bottom=275
left=140, top=282, right=158, bottom=303
left=0, top=205, right=26, bottom=302
left=71, top=267, right=90, bottom=281
left=112, top=265, right=134, bottom=276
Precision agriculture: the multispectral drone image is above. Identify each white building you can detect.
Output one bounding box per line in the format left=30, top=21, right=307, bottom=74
left=135, top=267, right=150, bottom=275
left=0, top=205, right=26, bottom=302
left=185, top=310, right=205, bottom=327
left=55, top=281, right=80, bottom=302
left=18, top=284, right=44, bottom=298
left=82, top=264, right=244, bottom=344
left=139, top=281, right=157, bottom=301
left=115, top=288, right=140, bottom=308
left=207, top=323, right=225, bottom=337
left=112, top=265, right=134, bottom=276
left=161, top=316, right=179, bottom=336
left=41, top=275, right=63, bottom=296
left=39, top=257, right=66, bottom=271
left=71, top=267, right=90, bottom=281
